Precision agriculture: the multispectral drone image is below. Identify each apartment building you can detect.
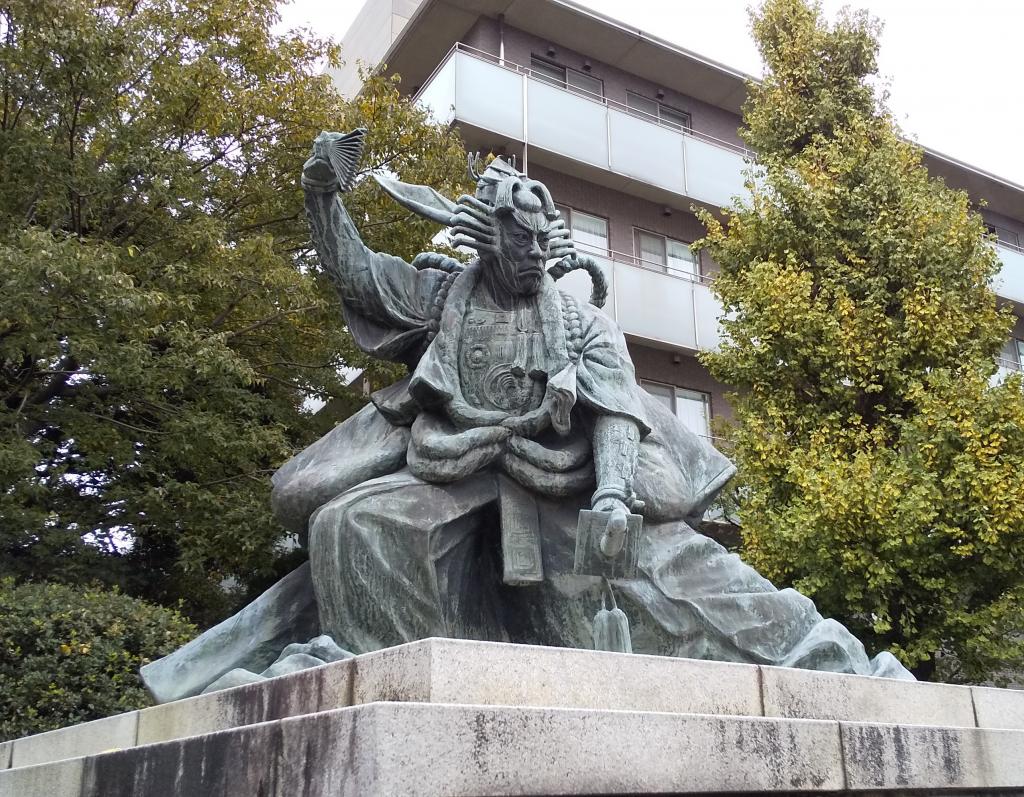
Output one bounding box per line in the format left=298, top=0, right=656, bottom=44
left=332, top=0, right=1024, bottom=441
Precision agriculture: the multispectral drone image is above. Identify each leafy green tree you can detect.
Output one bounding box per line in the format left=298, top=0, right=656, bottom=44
left=698, top=0, right=1024, bottom=681
left=0, top=0, right=471, bottom=624
left=0, top=578, right=196, bottom=741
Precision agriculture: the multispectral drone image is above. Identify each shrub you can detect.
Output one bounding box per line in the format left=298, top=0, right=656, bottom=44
left=0, top=579, right=196, bottom=741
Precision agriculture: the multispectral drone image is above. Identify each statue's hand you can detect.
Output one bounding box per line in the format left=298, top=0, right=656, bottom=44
left=302, top=152, right=337, bottom=190
left=303, top=129, right=366, bottom=192
left=592, top=496, right=629, bottom=558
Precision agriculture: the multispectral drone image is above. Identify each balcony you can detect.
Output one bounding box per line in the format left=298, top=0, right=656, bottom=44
left=552, top=246, right=722, bottom=353
left=416, top=45, right=751, bottom=211
left=995, top=243, right=1024, bottom=305
left=994, top=355, right=1022, bottom=386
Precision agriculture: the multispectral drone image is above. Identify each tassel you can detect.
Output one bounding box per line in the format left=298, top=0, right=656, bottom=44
left=592, top=578, right=632, bottom=654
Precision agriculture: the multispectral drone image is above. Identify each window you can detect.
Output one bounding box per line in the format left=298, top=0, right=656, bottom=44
left=986, top=223, right=1022, bottom=250
left=530, top=58, right=565, bottom=87
left=633, top=228, right=698, bottom=276
left=626, top=92, right=658, bottom=118
left=1000, top=338, right=1024, bottom=372
left=567, top=70, right=603, bottom=98
left=555, top=204, right=609, bottom=258
left=640, top=380, right=711, bottom=438
left=626, top=91, right=691, bottom=131
left=659, top=106, right=692, bottom=132
left=530, top=57, right=604, bottom=99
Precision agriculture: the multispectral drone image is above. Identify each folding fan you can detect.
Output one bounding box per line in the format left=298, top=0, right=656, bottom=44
left=315, top=128, right=366, bottom=193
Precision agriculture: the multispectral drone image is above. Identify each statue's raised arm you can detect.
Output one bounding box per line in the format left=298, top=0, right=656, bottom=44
left=302, top=129, right=452, bottom=364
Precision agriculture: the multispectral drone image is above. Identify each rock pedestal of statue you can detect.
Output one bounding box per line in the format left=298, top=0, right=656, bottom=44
left=3, top=638, right=1024, bottom=796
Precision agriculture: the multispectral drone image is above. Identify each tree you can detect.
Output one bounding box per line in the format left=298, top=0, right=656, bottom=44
left=698, top=0, right=1024, bottom=681
left=0, top=578, right=196, bottom=741
left=0, top=0, right=472, bottom=624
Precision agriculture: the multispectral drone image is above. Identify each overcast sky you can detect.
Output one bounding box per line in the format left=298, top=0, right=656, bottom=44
left=277, top=0, right=1023, bottom=187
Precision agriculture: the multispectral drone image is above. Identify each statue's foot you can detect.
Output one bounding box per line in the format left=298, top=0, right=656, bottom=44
left=200, top=635, right=354, bottom=695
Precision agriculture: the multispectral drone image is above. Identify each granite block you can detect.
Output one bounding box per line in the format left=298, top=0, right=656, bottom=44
left=83, top=720, right=292, bottom=796
left=841, top=721, right=1024, bottom=790
left=355, top=637, right=763, bottom=716
left=10, top=637, right=1024, bottom=796
left=10, top=711, right=137, bottom=769
left=762, top=665, right=975, bottom=726
left=971, top=684, right=1024, bottom=730
left=137, top=657, right=352, bottom=745
left=364, top=701, right=844, bottom=795
left=82, top=701, right=845, bottom=795
left=0, top=756, right=82, bottom=797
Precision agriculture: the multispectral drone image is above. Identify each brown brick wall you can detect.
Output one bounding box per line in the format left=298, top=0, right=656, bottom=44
left=461, top=16, right=500, bottom=55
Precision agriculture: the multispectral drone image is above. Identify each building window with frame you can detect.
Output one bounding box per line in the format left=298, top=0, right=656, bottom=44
left=999, top=337, right=1024, bottom=373
left=626, top=91, right=692, bottom=132
left=633, top=228, right=698, bottom=277
left=640, top=380, right=712, bottom=438
left=985, top=223, right=1022, bottom=251
left=554, top=204, right=609, bottom=259
left=530, top=56, right=604, bottom=99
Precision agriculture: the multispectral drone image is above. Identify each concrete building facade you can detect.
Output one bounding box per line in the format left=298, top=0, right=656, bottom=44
left=331, top=0, right=1024, bottom=441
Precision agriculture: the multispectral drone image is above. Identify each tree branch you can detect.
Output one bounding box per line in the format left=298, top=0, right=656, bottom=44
left=226, top=304, right=319, bottom=340
left=26, top=355, right=78, bottom=406
left=85, top=412, right=165, bottom=436
left=1, top=7, right=12, bottom=130
left=233, top=211, right=302, bottom=234
left=256, top=359, right=337, bottom=370
left=199, top=469, right=275, bottom=488
left=209, top=289, right=255, bottom=330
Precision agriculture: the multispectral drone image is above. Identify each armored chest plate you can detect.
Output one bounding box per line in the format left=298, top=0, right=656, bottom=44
left=459, top=302, right=547, bottom=414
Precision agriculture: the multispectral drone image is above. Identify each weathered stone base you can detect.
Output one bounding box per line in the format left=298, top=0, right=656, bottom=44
left=2, top=638, right=1024, bottom=795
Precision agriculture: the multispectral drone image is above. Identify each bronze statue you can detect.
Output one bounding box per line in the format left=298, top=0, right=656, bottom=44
left=141, top=130, right=910, bottom=703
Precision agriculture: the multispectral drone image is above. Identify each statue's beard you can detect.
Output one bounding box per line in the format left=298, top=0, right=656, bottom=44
left=488, top=255, right=544, bottom=299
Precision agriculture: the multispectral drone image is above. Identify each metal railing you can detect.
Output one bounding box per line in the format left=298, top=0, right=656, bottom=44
left=573, top=241, right=714, bottom=285
left=415, top=43, right=753, bottom=159
left=997, top=239, right=1024, bottom=256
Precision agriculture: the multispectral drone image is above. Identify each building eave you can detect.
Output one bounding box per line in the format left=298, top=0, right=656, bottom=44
left=378, top=0, right=751, bottom=113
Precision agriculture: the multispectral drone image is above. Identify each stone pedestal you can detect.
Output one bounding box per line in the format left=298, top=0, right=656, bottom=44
left=2, top=638, right=1024, bottom=795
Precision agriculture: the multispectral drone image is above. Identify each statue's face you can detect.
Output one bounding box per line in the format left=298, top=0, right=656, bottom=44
left=491, top=212, right=550, bottom=297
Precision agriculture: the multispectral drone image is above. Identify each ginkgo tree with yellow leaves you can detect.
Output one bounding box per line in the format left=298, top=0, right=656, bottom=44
left=698, top=0, right=1024, bottom=681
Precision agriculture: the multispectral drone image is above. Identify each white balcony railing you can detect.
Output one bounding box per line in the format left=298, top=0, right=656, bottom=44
left=995, top=243, right=1024, bottom=305
left=552, top=245, right=722, bottom=352
left=993, top=354, right=1023, bottom=386
left=416, top=45, right=751, bottom=210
